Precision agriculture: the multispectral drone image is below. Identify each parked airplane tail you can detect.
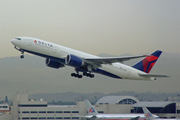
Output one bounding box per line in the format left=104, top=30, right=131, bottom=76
left=132, top=50, right=162, bottom=73
left=142, top=107, right=156, bottom=120
left=85, top=99, right=99, bottom=116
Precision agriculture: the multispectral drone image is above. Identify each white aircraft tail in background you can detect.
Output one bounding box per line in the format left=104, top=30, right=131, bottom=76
left=142, top=107, right=156, bottom=120
left=85, top=99, right=99, bottom=116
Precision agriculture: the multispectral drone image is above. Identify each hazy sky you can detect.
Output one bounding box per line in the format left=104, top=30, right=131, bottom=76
left=0, top=0, right=180, bottom=58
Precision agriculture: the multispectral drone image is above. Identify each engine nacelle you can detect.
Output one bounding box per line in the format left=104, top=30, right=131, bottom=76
left=46, top=59, right=64, bottom=69
left=65, top=54, right=84, bottom=67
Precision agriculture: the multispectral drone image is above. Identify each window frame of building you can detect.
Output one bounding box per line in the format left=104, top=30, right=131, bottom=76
left=55, top=111, right=62, bottom=113
left=64, top=111, right=71, bottom=113
left=72, top=111, right=79, bottom=113
left=22, top=111, right=30, bottom=113
left=47, top=111, right=55, bottom=113
left=55, top=117, right=63, bottom=119
left=30, top=111, right=38, bottom=113
left=64, top=117, right=71, bottom=119
left=39, top=111, right=46, bottom=113
left=72, top=117, right=79, bottom=119
left=39, top=117, right=46, bottom=119
left=47, top=117, right=54, bottom=119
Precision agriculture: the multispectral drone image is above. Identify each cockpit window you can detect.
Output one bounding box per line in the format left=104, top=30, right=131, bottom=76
left=15, top=38, right=21, bottom=40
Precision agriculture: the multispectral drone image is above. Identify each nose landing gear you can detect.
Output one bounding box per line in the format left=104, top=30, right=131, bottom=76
left=14, top=46, right=25, bottom=59
left=20, top=51, right=24, bottom=59
left=20, top=54, right=24, bottom=59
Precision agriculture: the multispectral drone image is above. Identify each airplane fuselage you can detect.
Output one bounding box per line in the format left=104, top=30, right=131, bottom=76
left=11, top=37, right=156, bottom=80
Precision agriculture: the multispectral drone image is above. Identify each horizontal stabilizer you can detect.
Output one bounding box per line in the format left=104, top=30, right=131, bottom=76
left=138, top=74, right=169, bottom=77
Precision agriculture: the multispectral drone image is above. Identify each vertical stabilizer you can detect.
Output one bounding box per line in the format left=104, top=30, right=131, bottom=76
left=132, top=50, right=162, bottom=73
left=84, top=99, right=99, bottom=115
left=142, top=107, right=156, bottom=120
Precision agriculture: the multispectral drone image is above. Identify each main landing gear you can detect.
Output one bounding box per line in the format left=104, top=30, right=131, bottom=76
left=83, top=72, right=94, bottom=78
left=71, top=73, right=83, bottom=78
left=71, top=72, right=95, bottom=79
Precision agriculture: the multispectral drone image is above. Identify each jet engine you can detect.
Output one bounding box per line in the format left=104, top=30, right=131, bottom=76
left=65, top=54, right=84, bottom=67
left=46, top=59, right=64, bottom=69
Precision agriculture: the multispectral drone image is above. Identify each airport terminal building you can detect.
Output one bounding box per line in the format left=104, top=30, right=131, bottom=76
left=1, top=94, right=180, bottom=120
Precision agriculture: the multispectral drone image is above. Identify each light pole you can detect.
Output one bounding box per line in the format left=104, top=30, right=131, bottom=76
left=178, top=94, right=180, bottom=118
left=135, top=95, right=138, bottom=113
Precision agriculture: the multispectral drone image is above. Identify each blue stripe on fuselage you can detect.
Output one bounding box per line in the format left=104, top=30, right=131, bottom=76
left=93, top=69, right=122, bottom=79
left=23, top=49, right=65, bottom=63
left=23, top=49, right=122, bottom=79
left=76, top=67, right=122, bottom=79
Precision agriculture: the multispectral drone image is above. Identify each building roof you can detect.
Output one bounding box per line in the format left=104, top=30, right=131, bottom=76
left=95, top=96, right=139, bottom=105
left=132, top=101, right=175, bottom=108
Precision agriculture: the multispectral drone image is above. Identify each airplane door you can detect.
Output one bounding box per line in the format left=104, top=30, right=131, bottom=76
left=54, top=47, right=58, bottom=53
left=27, top=39, right=33, bottom=46
left=50, top=46, right=58, bottom=53
left=127, top=69, right=131, bottom=75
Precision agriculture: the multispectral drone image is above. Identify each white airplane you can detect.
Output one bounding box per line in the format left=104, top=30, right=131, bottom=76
left=11, top=37, right=168, bottom=80
left=77, top=99, right=159, bottom=120
left=142, top=107, right=180, bottom=120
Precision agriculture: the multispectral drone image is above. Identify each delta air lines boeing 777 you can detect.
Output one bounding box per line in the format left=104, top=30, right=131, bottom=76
left=11, top=37, right=168, bottom=80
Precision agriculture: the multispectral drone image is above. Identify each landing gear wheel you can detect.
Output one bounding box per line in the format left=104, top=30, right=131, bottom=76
left=90, top=74, right=94, bottom=78
left=71, top=73, right=76, bottom=77
left=20, top=55, right=24, bottom=59
left=86, top=73, right=90, bottom=77
left=78, top=75, right=83, bottom=78
left=83, top=72, right=87, bottom=76
left=71, top=73, right=83, bottom=79
left=82, top=72, right=94, bottom=78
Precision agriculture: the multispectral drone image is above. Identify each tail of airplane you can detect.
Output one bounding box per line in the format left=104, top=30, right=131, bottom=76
left=142, top=107, right=156, bottom=120
left=132, top=50, right=162, bottom=73
left=85, top=99, right=99, bottom=116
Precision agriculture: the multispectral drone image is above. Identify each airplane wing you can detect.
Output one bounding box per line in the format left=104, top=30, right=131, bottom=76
left=83, top=55, right=148, bottom=65
left=138, top=74, right=169, bottom=77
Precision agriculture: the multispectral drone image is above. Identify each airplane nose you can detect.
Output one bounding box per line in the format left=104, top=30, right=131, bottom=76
left=11, top=39, right=16, bottom=45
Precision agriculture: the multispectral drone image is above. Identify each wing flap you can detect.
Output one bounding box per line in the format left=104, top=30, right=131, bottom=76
left=84, top=55, right=148, bottom=65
